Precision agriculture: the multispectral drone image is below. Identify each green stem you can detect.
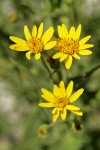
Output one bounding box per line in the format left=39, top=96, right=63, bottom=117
left=41, top=55, right=54, bottom=83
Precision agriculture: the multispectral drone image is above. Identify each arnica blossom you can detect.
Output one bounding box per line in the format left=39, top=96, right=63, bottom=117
left=53, top=24, right=94, bottom=69
left=9, top=23, right=57, bottom=60
left=39, top=81, right=84, bottom=122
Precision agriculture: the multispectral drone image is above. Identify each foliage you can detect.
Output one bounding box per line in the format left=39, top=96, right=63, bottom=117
left=0, top=0, right=100, bottom=150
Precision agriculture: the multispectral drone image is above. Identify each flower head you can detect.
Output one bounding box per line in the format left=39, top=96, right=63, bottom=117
left=39, top=81, right=84, bottom=122
left=38, top=124, right=48, bottom=137
left=53, top=24, right=94, bottom=69
left=9, top=23, right=56, bottom=60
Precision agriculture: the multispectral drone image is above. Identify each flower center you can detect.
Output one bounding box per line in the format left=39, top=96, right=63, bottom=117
left=54, top=97, right=69, bottom=108
left=56, top=38, right=79, bottom=55
left=27, top=37, right=44, bottom=54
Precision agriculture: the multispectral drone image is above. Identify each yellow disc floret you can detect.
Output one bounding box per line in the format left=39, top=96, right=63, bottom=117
left=54, top=97, right=69, bottom=108
left=56, top=38, right=79, bottom=55
left=26, top=37, right=44, bottom=54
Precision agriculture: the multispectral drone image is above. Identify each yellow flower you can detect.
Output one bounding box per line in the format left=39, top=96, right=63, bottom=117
left=9, top=23, right=57, bottom=60
left=53, top=24, right=94, bottom=69
left=39, top=81, right=84, bottom=122
left=38, top=124, right=48, bottom=137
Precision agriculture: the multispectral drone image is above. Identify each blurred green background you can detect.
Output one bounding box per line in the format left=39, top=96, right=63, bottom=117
left=0, top=0, right=100, bottom=150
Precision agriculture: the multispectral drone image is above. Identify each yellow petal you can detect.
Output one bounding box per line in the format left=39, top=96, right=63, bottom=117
left=52, top=111, right=60, bottom=122
left=65, top=55, right=73, bottom=69
left=79, top=44, right=94, bottom=50
left=34, top=53, right=41, bottom=60
left=79, top=50, right=92, bottom=55
left=69, top=26, right=75, bottom=39
left=62, top=24, right=68, bottom=39
left=52, top=52, right=63, bottom=59
left=9, top=36, right=26, bottom=45
left=41, top=88, right=54, bottom=101
left=59, top=81, right=65, bottom=97
left=32, top=25, right=37, bottom=37
left=66, top=81, right=73, bottom=98
left=53, top=85, right=59, bottom=97
left=41, top=94, right=53, bottom=102
left=9, top=44, right=19, bottom=50
left=69, top=88, right=84, bottom=103
left=26, top=51, right=32, bottom=59
left=71, top=110, right=83, bottom=116
left=42, top=27, right=54, bottom=44
left=10, top=45, right=29, bottom=51
left=79, top=35, right=91, bottom=45
left=24, top=25, right=31, bottom=40
left=60, top=108, right=67, bottom=120
left=15, top=46, right=29, bottom=51
left=58, top=25, right=63, bottom=39
left=73, top=54, right=80, bottom=60
left=66, top=105, right=80, bottom=111
left=52, top=108, right=57, bottom=114
left=39, top=102, right=54, bottom=107
left=59, top=54, right=68, bottom=62
left=44, top=41, right=57, bottom=50
left=37, top=23, right=43, bottom=38
left=75, top=24, right=81, bottom=40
